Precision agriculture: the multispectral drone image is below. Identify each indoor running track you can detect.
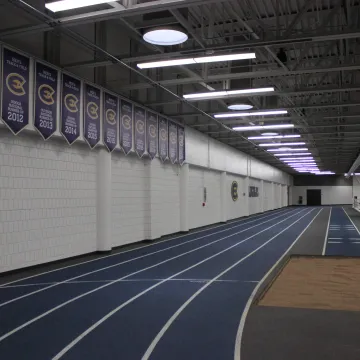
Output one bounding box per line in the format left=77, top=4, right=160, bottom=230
left=324, top=206, right=360, bottom=256
left=0, top=207, right=321, bottom=360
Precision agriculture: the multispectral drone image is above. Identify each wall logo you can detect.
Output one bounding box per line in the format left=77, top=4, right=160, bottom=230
left=160, top=128, right=167, bottom=141
left=87, top=102, right=99, bottom=120
left=136, top=120, right=145, bottom=134
left=149, top=124, right=157, bottom=138
left=64, top=94, right=79, bottom=113
left=122, top=114, right=132, bottom=130
left=38, top=84, right=55, bottom=105
left=106, top=109, right=116, bottom=125
left=231, top=181, right=239, bottom=201
left=179, top=134, right=184, bottom=147
left=6, top=73, right=26, bottom=96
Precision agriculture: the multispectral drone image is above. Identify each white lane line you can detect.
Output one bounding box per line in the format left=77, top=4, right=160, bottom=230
left=51, top=209, right=310, bottom=360
left=322, top=207, right=332, bottom=256
left=234, top=207, right=323, bottom=360
left=349, top=238, right=360, bottom=240
left=0, top=209, right=294, bottom=307
left=0, top=279, right=259, bottom=288
left=141, top=208, right=317, bottom=360
left=328, top=241, right=342, bottom=244
left=0, top=209, right=306, bottom=343
left=328, top=238, right=343, bottom=240
left=0, top=208, right=290, bottom=289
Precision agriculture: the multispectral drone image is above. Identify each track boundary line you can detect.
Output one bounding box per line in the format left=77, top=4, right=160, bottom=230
left=0, top=208, right=289, bottom=288
left=234, top=207, right=322, bottom=360
left=342, top=206, right=360, bottom=236
left=0, top=209, right=306, bottom=343
left=49, top=210, right=309, bottom=359
left=322, top=206, right=332, bottom=255
left=0, top=209, right=295, bottom=307
left=140, top=208, right=317, bottom=360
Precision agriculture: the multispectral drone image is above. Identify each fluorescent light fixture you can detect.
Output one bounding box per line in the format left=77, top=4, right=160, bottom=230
left=215, top=110, right=288, bottom=118
left=259, top=142, right=305, bottom=147
left=183, top=87, right=274, bottom=100
left=233, top=124, right=294, bottom=132
left=280, top=157, right=314, bottom=161
left=267, top=148, right=308, bottom=152
left=273, top=153, right=311, bottom=156
left=314, top=172, right=335, bottom=175
left=45, top=0, right=115, bottom=12
left=143, top=28, right=188, bottom=46
left=248, top=135, right=300, bottom=140
left=262, top=132, right=278, bottom=136
left=138, top=52, right=256, bottom=69
left=228, top=104, right=254, bottom=111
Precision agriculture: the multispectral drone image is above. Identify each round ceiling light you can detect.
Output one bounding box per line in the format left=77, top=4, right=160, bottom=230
left=261, top=132, right=278, bottom=136
left=227, top=104, right=253, bottom=111
left=143, top=27, right=188, bottom=46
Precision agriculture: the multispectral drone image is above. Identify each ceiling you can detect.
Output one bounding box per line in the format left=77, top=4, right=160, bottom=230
left=2, top=0, right=360, bottom=174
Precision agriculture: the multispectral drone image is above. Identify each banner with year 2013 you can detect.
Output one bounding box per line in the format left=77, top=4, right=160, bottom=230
left=168, top=121, right=178, bottom=164
left=103, top=92, right=118, bottom=152
left=120, top=100, right=133, bottom=155
left=146, top=111, right=158, bottom=160
left=178, top=126, right=185, bottom=165
left=34, top=62, right=58, bottom=140
left=1, top=48, right=30, bottom=134
left=61, top=74, right=81, bottom=145
left=158, top=116, right=168, bottom=162
left=134, top=106, right=146, bottom=158
left=84, top=84, right=101, bottom=149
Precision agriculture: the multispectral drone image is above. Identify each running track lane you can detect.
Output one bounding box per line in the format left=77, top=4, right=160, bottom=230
left=325, top=206, right=360, bottom=256
left=0, top=207, right=316, bottom=359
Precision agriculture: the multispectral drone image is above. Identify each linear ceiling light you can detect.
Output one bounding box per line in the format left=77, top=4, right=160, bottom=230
left=285, top=160, right=316, bottom=164
left=137, top=52, right=256, bottom=69
left=259, top=142, right=305, bottom=147
left=273, top=153, right=311, bottom=156
left=233, top=124, right=294, bottom=132
left=215, top=110, right=287, bottom=118
left=314, top=172, right=335, bottom=175
left=280, top=157, right=314, bottom=161
left=267, top=148, right=308, bottom=152
left=183, top=87, right=274, bottom=100
left=45, top=0, right=115, bottom=12
left=248, top=135, right=300, bottom=140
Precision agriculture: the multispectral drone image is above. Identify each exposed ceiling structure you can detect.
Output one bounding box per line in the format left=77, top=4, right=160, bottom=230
left=2, top=0, right=360, bottom=174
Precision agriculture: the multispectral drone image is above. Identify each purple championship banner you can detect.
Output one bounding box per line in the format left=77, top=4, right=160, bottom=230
left=168, top=121, right=178, bottom=164
left=134, top=106, right=146, bottom=158
left=178, top=126, right=185, bottom=165
left=120, top=100, right=133, bottom=155
left=158, top=116, right=168, bottom=162
left=84, top=84, right=101, bottom=149
left=103, top=92, right=118, bottom=152
left=146, top=111, right=158, bottom=160
left=34, top=62, right=58, bottom=140
left=1, top=48, right=30, bottom=134
left=61, top=74, right=81, bottom=144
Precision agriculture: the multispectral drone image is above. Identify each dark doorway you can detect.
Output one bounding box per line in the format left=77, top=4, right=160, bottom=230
left=307, top=189, right=321, bottom=206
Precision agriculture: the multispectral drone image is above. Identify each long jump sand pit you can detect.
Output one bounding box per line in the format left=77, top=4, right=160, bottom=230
left=259, top=256, right=360, bottom=311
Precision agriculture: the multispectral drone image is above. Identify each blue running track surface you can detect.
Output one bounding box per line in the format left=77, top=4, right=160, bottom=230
left=0, top=207, right=321, bottom=360
left=324, top=206, right=360, bottom=256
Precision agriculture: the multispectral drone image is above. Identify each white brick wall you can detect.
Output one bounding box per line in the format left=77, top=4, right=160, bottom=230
left=0, top=130, right=97, bottom=273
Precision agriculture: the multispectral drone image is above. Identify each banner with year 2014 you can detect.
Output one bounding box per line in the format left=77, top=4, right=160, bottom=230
left=120, top=100, right=133, bottom=155
left=84, top=84, right=101, bottom=149
left=158, top=116, right=168, bottom=162
left=134, top=106, right=146, bottom=158
left=178, top=126, right=185, bottom=165
left=168, top=121, right=178, bottom=164
left=147, top=111, right=158, bottom=160
left=1, top=48, right=30, bottom=134
left=61, top=73, right=81, bottom=145
left=34, top=62, right=58, bottom=140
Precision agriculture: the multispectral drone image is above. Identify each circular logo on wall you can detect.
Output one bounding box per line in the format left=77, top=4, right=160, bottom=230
left=106, top=109, right=116, bottom=125
left=149, top=124, right=157, bottom=138
left=160, top=128, right=167, bottom=141
left=122, top=115, right=132, bottom=130
left=64, top=94, right=79, bottom=113
left=136, top=120, right=145, bottom=134
left=231, top=181, right=238, bottom=201
left=86, top=102, right=99, bottom=120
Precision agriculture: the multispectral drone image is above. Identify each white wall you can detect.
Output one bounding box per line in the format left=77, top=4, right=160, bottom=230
left=0, top=131, right=97, bottom=273
left=291, top=186, right=352, bottom=205
left=227, top=174, right=247, bottom=220
left=249, top=178, right=261, bottom=215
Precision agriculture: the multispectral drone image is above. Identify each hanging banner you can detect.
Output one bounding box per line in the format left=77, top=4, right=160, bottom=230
left=84, top=84, right=101, bottom=149
left=103, top=92, right=118, bottom=152
left=168, top=121, right=178, bottom=164
left=61, top=74, right=81, bottom=144
left=134, top=106, right=146, bottom=158
left=1, top=48, right=30, bottom=134
left=34, top=62, right=58, bottom=140
left=146, top=111, right=158, bottom=160
left=120, top=100, right=133, bottom=155
left=158, top=116, right=168, bottom=162
left=178, top=126, right=185, bottom=165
